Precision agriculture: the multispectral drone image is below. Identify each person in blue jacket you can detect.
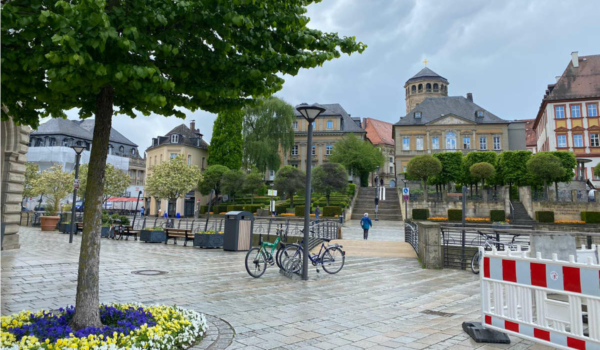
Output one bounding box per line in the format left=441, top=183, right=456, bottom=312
left=360, top=213, right=373, bottom=240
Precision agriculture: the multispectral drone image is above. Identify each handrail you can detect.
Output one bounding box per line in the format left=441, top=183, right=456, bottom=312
left=439, top=225, right=600, bottom=237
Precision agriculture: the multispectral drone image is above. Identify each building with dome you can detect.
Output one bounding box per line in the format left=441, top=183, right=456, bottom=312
left=393, top=67, right=526, bottom=174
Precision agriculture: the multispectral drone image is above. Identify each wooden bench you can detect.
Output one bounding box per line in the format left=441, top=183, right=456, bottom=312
left=164, top=228, right=193, bottom=246
left=116, top=225, right=139, bottom=241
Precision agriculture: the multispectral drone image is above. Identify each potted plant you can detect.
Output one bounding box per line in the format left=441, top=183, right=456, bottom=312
left=40, top=208, right=61, bottom=231
left=140, top=227, right=166, bottom=243
left=32, top=165, right=72, bottom=232
left=59, top=221, right=72, bottom=234
left=101, top=223, right=111, bottom=238
left=194, top=230, right=224, bottom=248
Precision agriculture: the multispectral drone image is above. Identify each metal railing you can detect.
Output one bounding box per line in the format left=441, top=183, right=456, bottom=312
left=405, top=221, right=418, bottom=253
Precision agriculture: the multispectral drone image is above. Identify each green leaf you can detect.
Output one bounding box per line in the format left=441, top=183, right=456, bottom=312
left=115, top=71, right=123, bottom=80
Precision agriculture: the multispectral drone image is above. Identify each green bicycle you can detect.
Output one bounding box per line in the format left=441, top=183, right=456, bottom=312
left=245, top=227, right=299, bottom=278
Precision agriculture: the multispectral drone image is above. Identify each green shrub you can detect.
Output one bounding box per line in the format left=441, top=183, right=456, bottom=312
left=581, top=211, right=600, bottom=223
left=323, top=206, right=342, bottom=217
left=448, top=209, right=462, bottom=221
left=227, top=205, right=244, bottom=212
left=412, top=209, right=429, bottom=220
left=199, top=205, right=209, bottom=214
left=214, top=205, right=228, bottom=214
left=295, top=205, right=313, bottom=217
left=490, top=210, right=506, bottom=222
left=243, top=204, right=263, bottom=213
left=348, top=183, right=357, bottom=197
left=119, top=215, right=130, bottom=226
left=535, top=211, right=555, bottom=223
left=275, top=204, right=288, bottom=215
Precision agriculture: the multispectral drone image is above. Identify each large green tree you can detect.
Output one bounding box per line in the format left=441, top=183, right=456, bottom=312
left=32, top=165, right=73, bottom=215
left=220, top=169, right=246, bottom=204
left=462, top=151, right=498, bottom=194
left=78, top=163, right=130, bottom=203
left=2, top=0, right=365, bottom=328
left=431, top=152, right=462, bottom=191
left=243, top=171, right=266, bottom=204
left=329, top=133, right=384, bottom=187
left=312, top=163, right=348, bottom=206
left=274, top=166, right=305, bottom=208
left=551, top=151, right=577, bottom=199
left=496, top=150, right=532, bottom=187
left=470, top=162, right=495, bottom=188
left=243, top=97, right=296, bottom=172
left=406, top=155, right=442, bottom=202
left=197, top=165, right=229, bottom=199
left=23, top=163, right=40, bottom=205
left=527, top=153, right=565, bottom=200
left=208, top=109, right=243, bottom=170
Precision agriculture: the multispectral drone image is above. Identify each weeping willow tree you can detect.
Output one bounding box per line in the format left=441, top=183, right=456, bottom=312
left=243, top=97, right=296, bottom=172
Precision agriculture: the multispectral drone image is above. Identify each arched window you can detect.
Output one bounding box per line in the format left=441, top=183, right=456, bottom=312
left=433, top=83, right=439, bottom=92
left=108, top=145, right=113, bottom=155
left=411, top=85, right=416, bottom=94
left=35, top=138, right=43, bottom=147
left=426, top=83, right=432, bottom=92
left=76, top=140, right=83, bottom=146
left=418, top=84, right=423, bottom=93
left=131, top=148, right=136, bottom=156
left=170, top=134, right=179, bottom=143
left=446, top=132, right=457, bottom=150
left=49, top=138, right=56, bottom=146
left=119, top=146, right=125, bottom=154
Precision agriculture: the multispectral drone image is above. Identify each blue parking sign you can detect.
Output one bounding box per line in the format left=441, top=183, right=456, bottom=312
left=402, top=188, right=410, bottom=195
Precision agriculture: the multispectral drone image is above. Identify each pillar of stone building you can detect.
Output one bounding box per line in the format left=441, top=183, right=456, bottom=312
left=1, top=116, right=31, bottom=250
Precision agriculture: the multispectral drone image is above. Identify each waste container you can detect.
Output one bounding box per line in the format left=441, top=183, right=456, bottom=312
left=223, top=211, right=254, bottom=251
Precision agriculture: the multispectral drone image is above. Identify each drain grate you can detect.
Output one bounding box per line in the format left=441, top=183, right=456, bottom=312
left=131, top=270, right=168, bottom=276
left=420, top=310, right=456, bottom=317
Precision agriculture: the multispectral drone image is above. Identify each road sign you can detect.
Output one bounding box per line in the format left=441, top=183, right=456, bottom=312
left=73, top=179, right=80, bottom=190
left=267, top=189, right=278, bottom=196
left=403, top=195, right=409, bottom=202
left=402, top=187, right=409, bottom=195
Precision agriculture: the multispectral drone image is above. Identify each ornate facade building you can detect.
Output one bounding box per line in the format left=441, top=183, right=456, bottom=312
left=394, top=67, right=526, bottom=173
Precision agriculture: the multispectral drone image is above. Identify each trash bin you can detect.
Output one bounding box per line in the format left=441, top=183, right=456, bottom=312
left=223, top=211, right=254, bottom=251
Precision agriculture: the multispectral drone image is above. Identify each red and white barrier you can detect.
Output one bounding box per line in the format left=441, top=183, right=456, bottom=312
left=481, top=246, right=600, bottom=350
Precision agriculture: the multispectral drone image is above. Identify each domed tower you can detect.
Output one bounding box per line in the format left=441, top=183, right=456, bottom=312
left=404, top=67, right=449, bottom=114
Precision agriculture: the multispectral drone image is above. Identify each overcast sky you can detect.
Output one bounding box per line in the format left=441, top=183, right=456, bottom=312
left=49, top=0, right=600, bottom=153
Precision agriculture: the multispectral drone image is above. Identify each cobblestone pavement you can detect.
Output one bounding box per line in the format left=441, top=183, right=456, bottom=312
left=1, top=227, right=556, bottom=349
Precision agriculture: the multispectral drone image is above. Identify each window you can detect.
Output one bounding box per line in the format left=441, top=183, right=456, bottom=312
left=293, top=121, right=298, bottom=129
left=446, top=132, right=456, bottom=150
left=402, top=137, right=410, bottom=150
left=131, top=148, right=136, bottom=156
left=588, top=103, right=599, bottom=117
left=414, top=112, right=422, bottom=119
left=291, top=163, right=298, bottom=168
left=479, top=137, right=487, bottom=150
left=202, top=157, right=206, bottom=169
left=269, top=170, right=275, bottom=177
left=403, top=166, right=407, bottom=172
left=187, top=155, right=192, bottom=165
left=389, top=157, right=393, bottom=163
left=390, top=166, right=393, bottom=174
left=312, top=121, right=316, bottom=129
left=49, top=138, right=56, bottom=146
left=327, top=120, right=333, bottom=129
left=76, top=141, right=83, bottom=146
left=108, top=145, right=113, bottom=155
left=476, top=110, right=484, bottom=118
left=119, top=146, right=124, bottom=154
left=62, top=139, right=69, bottom=147
left=160, top=154, right=163, bottom=163
left=432, top=137, right=440, bottom=150
left=574, top=134, right=584, bottom=147
left=326, top=144, right=333, bottom=155
left=154, top=156, right=157, bottom=165
left=571, top=105, right=581, bottom=118
left=557, top=134, right=567, bottom=148
left=493, top=136, right=501, bottom=150
left=170, top=153, right=178, bottom=159
left=555, top=106, right=565, bottom=119
left=463, top=137, right=471, bottom=150
left=170, top=134, right=179, bottom=143
left=291, top=145, right=298, bottom=156
left=590, top=134, right=599, bottom=147
left=416, top=137, right=423, bottom=150
left=312, top=145, right=316, bottom=155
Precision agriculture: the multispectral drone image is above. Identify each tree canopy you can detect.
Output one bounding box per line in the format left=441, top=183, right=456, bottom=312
left=550, top=151, right=577, bottom=184
left=197, top=165, right=229, bottom=197
left=243, top=97, right=296, bottom=172
left=274, top=166, right=305, bottom=208
left=496, top=150, right=532, bottom=186
left=243, top=171, right=266, bottom=204
left=328, top=133, right=384, bottom=186
left=311, top=163, right=348, bottom=206
left=431, top=152, right=462, bottom=187
left=32, top=165, right=73, bottom=215
left=406, top=155, right=442, bottom=201
left=470, top=162, right=495, bottom=187
left=527, top=153, right=565, bottom=198
left=208, top=109, right=243, bottom=170
left=78, top=163, right=130, bottom=203
left=462, top=151, right=498, bottom=185
left=220, top=169, right=246, bottom=204
left=23, top=163, right=40, bottom=202
left=145, top=155, right=202, bottom=202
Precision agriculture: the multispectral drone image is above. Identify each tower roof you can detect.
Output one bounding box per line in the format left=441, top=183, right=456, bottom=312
left=406, top=67, right=448, bottom=84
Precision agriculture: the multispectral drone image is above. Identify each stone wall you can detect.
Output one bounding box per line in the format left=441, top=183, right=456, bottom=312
left=1, top=115, right=31, bottom=250
left=407, top=200, right=505, bottom=219
left=532, top=201, right=600, bottom=221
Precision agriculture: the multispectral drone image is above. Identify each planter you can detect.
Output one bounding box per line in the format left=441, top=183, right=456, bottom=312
left=140, top=230, right=166, bottom=243
left=59, top=223, right=72, bottom=234
left=101, top=226, right=110, bottom=238
left=40, top=216, right=60, bottom=231
left=194, top=233, right=224, bottom=248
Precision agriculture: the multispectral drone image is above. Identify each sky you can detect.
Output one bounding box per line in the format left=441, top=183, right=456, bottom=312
left=47, top=0, right=600, bottom=153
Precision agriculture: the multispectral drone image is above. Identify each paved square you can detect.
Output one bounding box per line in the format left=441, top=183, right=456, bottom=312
left=1, top=227, right=556, bottom=349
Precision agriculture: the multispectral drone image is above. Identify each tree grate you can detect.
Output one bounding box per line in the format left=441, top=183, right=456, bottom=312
left=131, top=270, right=168, bottom=276
left=420, top=309, right=456, bottom=317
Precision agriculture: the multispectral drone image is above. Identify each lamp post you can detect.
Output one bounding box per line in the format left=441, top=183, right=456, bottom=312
left=69, top=146, right=86, bottom=243
left=296, top=103, right=326, bottom=281
left=375, top=166, right=380, bottom=221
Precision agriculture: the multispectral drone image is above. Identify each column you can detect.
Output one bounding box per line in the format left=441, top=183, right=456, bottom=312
left=426, top=130, right=431, bottom=154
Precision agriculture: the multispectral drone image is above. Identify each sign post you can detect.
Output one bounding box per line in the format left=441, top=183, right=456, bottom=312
left=268, top=189, right=278, bottom=215
left=402, top=187, right=409, bottom=221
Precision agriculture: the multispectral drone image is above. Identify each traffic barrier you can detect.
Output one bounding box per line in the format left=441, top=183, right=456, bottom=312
left=481, top=246, right=600, bottom=350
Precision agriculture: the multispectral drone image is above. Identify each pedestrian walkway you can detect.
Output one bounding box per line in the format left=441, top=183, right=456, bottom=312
left=338, top=220, right=415, bottom=258
left=342, top=220, right=405, bottom=241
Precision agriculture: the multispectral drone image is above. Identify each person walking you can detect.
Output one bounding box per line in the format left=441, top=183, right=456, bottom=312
left=140, top=206, right=145, bottom=217
left=360, top=213, right=372, bottom=240
left=314, top=205, right=321, bottom=223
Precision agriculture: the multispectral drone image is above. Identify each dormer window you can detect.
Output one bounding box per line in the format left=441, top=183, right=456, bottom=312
left=414, top=112, right=422, bottom=119
left=476, top=110, right=484, bottom=118
left=170, top=134, right=179, bottom=143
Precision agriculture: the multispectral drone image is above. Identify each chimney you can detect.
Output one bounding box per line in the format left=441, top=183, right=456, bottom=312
left=190, top=120, right=196, bottom=132
left=555, top=76, right=561, bottom=82
left=466, top=93, right=473, bottom=102
left=571, top=51, right=579, bottom=68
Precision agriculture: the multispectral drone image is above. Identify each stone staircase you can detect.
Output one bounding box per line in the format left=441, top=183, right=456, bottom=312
left=351, top=187, right=403, bottom=221
left=510, top=202, right=536, bottom=226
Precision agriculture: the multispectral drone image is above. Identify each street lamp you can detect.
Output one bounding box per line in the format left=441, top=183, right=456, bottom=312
left=375, top=166, right=380, bottom=221
left=296, top=103, right=326, bottom=281
left=69, top=145, right=86, bottom=243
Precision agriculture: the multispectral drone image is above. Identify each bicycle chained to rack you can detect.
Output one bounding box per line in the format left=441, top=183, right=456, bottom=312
left=279, top=228, right=346, bottom=275
left=245, top=224, right=297, bottom=278
left=470, top=230, right=527, bottom=274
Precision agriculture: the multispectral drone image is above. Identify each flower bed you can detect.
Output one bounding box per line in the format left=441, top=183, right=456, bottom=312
left=1, top=303, right=207, bottom=350
left=428, top=217, right=498, bottom=223
left=555, top=220, right=585, bottom=224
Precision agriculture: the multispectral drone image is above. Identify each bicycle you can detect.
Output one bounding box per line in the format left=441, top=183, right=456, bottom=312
left=471, top=231, right=525, bottom=274
left=245, top=226, right=292, bottom=278
left=280, top=238, right=345, bottom=275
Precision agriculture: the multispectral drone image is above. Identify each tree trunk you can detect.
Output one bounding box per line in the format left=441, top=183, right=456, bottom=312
left=326, top=193, right=330, bottom=206
left=544, top=180, right=549, bottom=201
left=554, top=181, right=559, bottom=202
left=423, top=177, right=428, bottom=202
left=70, top=86, right=114, bottom=330
left=290, top=193, right=294, bottom=208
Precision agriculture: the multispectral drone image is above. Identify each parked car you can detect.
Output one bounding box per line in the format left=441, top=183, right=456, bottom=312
left=75, top=201, right=84, bottom=212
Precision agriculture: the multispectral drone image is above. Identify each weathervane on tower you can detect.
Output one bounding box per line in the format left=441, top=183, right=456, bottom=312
left=423, top=59, right=428, bottom=66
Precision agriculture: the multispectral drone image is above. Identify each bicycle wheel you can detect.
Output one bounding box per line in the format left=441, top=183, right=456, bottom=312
left=245, top=247, right=268, bottom=278
left=321, top=247, right=345, bottom=274
left=282, top=245, right=303, bottom=274
left=278, top=244, right=299, bottom=269
left=471, top=251, right=480, bottom=274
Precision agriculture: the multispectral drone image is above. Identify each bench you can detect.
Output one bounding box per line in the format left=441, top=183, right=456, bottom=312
left=164, top=228, right=193, bottom=246
left=116, top=225, right=139, bottom=241
left=76, top=222, right=84, bottom=234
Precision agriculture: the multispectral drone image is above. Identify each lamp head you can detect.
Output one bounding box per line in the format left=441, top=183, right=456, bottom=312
left=72, top=146, right=86, bottom=155
left=296, top=103, right=326, bottom=122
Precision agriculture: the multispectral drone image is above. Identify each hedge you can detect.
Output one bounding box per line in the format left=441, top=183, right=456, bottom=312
left=295, top=205, right=305, bottom=217
left=199, top=205, right=209, bottom=214
left=448, top=209, right=462, bottom=222
left=490, top=210, right=506, bottom=222
left=535, top=211, right=555, bottom=223
left=581, top=211, right=600, bottom=223
left=214, top=205, right=228, bottom=214
left=243, top=204, right=263, bottom=213
left=348, top=183, right=357, bottom=197
left=275, top=204, right=288, bottom=215
left=226, top=205, right=244, bottom=212
left=412, top=209, right=429, bottom=220
left=323, top=206, right=342, bottom=217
